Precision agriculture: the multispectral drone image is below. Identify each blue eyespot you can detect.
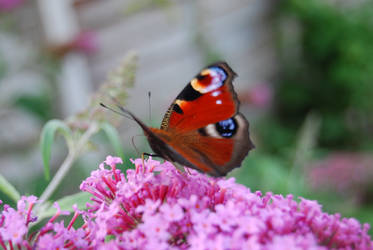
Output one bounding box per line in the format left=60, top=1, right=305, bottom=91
left=215, top=118, right=237, bottom=138
left=209, top=66, right=227, bottom=83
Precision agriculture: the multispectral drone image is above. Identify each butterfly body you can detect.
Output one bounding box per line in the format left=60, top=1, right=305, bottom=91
left=115, top=62, right=254, bottom=176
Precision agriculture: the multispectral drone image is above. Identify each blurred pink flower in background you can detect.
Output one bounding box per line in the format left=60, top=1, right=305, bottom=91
left=308, top=152, right=373, bottom=196
left=239, top=83, right=273, bottom=109
left=47, top=31, right=99, bottom=56
left=0, top=156, right=372, bottom=249
left=0, top=0, right=24, bottom=11
left=72, top=31, right=99, bottom=54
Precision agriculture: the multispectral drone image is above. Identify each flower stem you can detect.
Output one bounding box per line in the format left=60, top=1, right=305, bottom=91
left=37, top=122, right=99, bottom=209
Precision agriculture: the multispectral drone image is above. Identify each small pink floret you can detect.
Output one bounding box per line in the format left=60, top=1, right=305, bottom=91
left=104, top=155, right=123, bottom=167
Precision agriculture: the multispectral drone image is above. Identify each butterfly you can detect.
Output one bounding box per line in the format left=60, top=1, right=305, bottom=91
left=103, top=62, right=254, bottom=176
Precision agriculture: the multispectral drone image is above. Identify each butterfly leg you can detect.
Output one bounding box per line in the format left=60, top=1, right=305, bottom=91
left=141, top=152, right=162, bottom=173
left=141, top=153, right=145, bottom=173
left=185, top=167, right=192, bottom=175
left=143, top=152, right=161, bottom=157
left=141, top=153, right=187, bottom=176
left=172, top=162, right=188, bottom=176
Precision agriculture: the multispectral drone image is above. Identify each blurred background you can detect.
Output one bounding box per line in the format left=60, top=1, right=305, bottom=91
left=1, top=0, right=373, bottom=233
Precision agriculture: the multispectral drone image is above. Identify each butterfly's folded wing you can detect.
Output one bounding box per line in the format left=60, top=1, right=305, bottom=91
left=150, top=113, right=252, bottom=176
left=142, top=62, right=254, bottom=176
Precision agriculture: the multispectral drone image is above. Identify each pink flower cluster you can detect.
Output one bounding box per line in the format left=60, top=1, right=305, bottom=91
left=0, top=156, right=372, bottom=249
left=72, top=31, right=98, bottom=54
left=239, top=83, right=273, bottom=109
left=0, top=196, right=82, bottom=249
left=308, top=152, right=373, bottom=195
left=0, top=0, right=24, bottom=11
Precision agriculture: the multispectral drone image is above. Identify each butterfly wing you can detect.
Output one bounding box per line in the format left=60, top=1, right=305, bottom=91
left=152, top=62, right=254, bottom=176
left=161, top=62, right=238, bottom=131
left=149, top=113, right=252, bottom=176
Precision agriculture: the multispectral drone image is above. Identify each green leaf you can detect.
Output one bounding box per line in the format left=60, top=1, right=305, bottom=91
left=100, top=122, right=125, bottom=160
left=40, top=120, right=72, bottom=180
left=289, top=113, right=321, bottom=195
left=231, top=153, right=290, bottom=194
left=0, top=173, right=21, bottom=203
left=38, top=192, right=91, bottom=221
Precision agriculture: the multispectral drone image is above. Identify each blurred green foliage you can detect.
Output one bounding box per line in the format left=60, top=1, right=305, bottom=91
left=13, top=91, right=53, bottom=122
left=124, top=0, right=173, bottom=16
left=6, top=53, right=60, bottom=122
left=265, top=0, right=373, bottom=152
left=0, top=54, right=6, bottom=80
left=232, top=152, right=290, bottom=194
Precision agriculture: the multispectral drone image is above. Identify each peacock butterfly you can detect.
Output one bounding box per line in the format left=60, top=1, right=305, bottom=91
left=103, top=62, right=254, bottom=176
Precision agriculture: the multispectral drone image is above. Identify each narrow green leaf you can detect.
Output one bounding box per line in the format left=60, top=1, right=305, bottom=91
left=289, top=112, right=321, bottom=194
left=100, top=122, right=125, bottom=160
left=38, top=192, right=91, bottom=221
left=56, top=192, right=91, bottom=210
left=0, top=173, right=21, bottom=203
left=40, top=119, right=72, bottom=180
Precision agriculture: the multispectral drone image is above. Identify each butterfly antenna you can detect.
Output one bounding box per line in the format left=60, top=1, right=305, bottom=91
left=99, top=102, right=133, bottom=121
left=148, top=91, right=152, bottom=121
left=109, top=97, right=137, bottom=119
left=103, top=96, right=156, bottom=139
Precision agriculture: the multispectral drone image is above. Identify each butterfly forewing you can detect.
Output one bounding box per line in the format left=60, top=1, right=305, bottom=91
left=161, top=62, right=238, bottom=132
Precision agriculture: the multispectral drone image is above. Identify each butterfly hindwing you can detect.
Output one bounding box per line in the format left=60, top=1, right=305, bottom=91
left=194, top=113, right=253, bottom=175
left=148, top=112, right=253, bottom=176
